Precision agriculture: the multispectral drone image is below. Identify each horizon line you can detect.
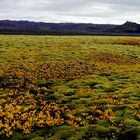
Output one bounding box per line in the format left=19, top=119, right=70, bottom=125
left=0, top=19, right=138, bottom=25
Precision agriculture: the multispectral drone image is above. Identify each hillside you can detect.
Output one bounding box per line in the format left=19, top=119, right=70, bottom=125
left=0, top=20, right=116, bottom=34
left=112, top=21, right=140, bottom=33
left=0, top=20, right=140, bottom=35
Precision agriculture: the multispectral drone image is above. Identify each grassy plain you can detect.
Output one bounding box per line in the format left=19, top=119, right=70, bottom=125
left=0, top=35, right=140, bottom=140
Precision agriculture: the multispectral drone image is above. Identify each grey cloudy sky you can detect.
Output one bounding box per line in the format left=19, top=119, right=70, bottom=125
left=0, top=0, right=139, bottom=24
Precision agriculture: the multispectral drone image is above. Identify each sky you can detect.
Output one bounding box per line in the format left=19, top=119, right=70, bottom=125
left=0, top=0, right=139, bottom=24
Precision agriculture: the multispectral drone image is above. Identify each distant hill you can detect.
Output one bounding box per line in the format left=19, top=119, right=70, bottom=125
left=111, top=21, right=140, bottom=33
left=0, top=20, right=117, bottom=34
left=0, top=20, right=140, bottom=35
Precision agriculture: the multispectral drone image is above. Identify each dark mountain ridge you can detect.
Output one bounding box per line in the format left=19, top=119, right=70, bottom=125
left=112, top=21, right=140, bottom=33
left=0, top=20, right=139, bottom=35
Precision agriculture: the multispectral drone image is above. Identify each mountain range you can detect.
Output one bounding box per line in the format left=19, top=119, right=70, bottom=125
left=0, top=20, right=140, bottom=35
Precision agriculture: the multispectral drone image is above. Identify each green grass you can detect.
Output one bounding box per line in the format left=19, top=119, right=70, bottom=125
left=0, top=35, right=140, bottom=140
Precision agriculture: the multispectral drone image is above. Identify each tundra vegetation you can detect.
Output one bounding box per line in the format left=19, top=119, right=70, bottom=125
left=0, top=35, right=140, bottom=140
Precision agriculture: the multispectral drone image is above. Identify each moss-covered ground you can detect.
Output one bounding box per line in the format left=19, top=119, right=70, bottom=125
left=0, top=35, right=140, bottom=140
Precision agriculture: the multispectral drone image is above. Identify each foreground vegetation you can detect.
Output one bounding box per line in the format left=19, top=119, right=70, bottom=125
left=0, top=35, right=140, bottom=140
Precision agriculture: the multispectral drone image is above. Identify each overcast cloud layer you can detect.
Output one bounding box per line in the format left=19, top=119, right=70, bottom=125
left=0, top=0, right=139, bottom=24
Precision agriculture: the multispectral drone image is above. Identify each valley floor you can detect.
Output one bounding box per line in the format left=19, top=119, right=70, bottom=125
left=0, top=35, right=140, bottom=140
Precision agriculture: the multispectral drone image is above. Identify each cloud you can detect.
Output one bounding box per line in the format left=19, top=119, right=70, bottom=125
left=0, top=0, right=139, bottom=24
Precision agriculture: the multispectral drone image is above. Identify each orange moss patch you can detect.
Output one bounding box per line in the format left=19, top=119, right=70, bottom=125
left=92, top=52, right=139, bottom=65
left=113, top=38, right=140, bottom=46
